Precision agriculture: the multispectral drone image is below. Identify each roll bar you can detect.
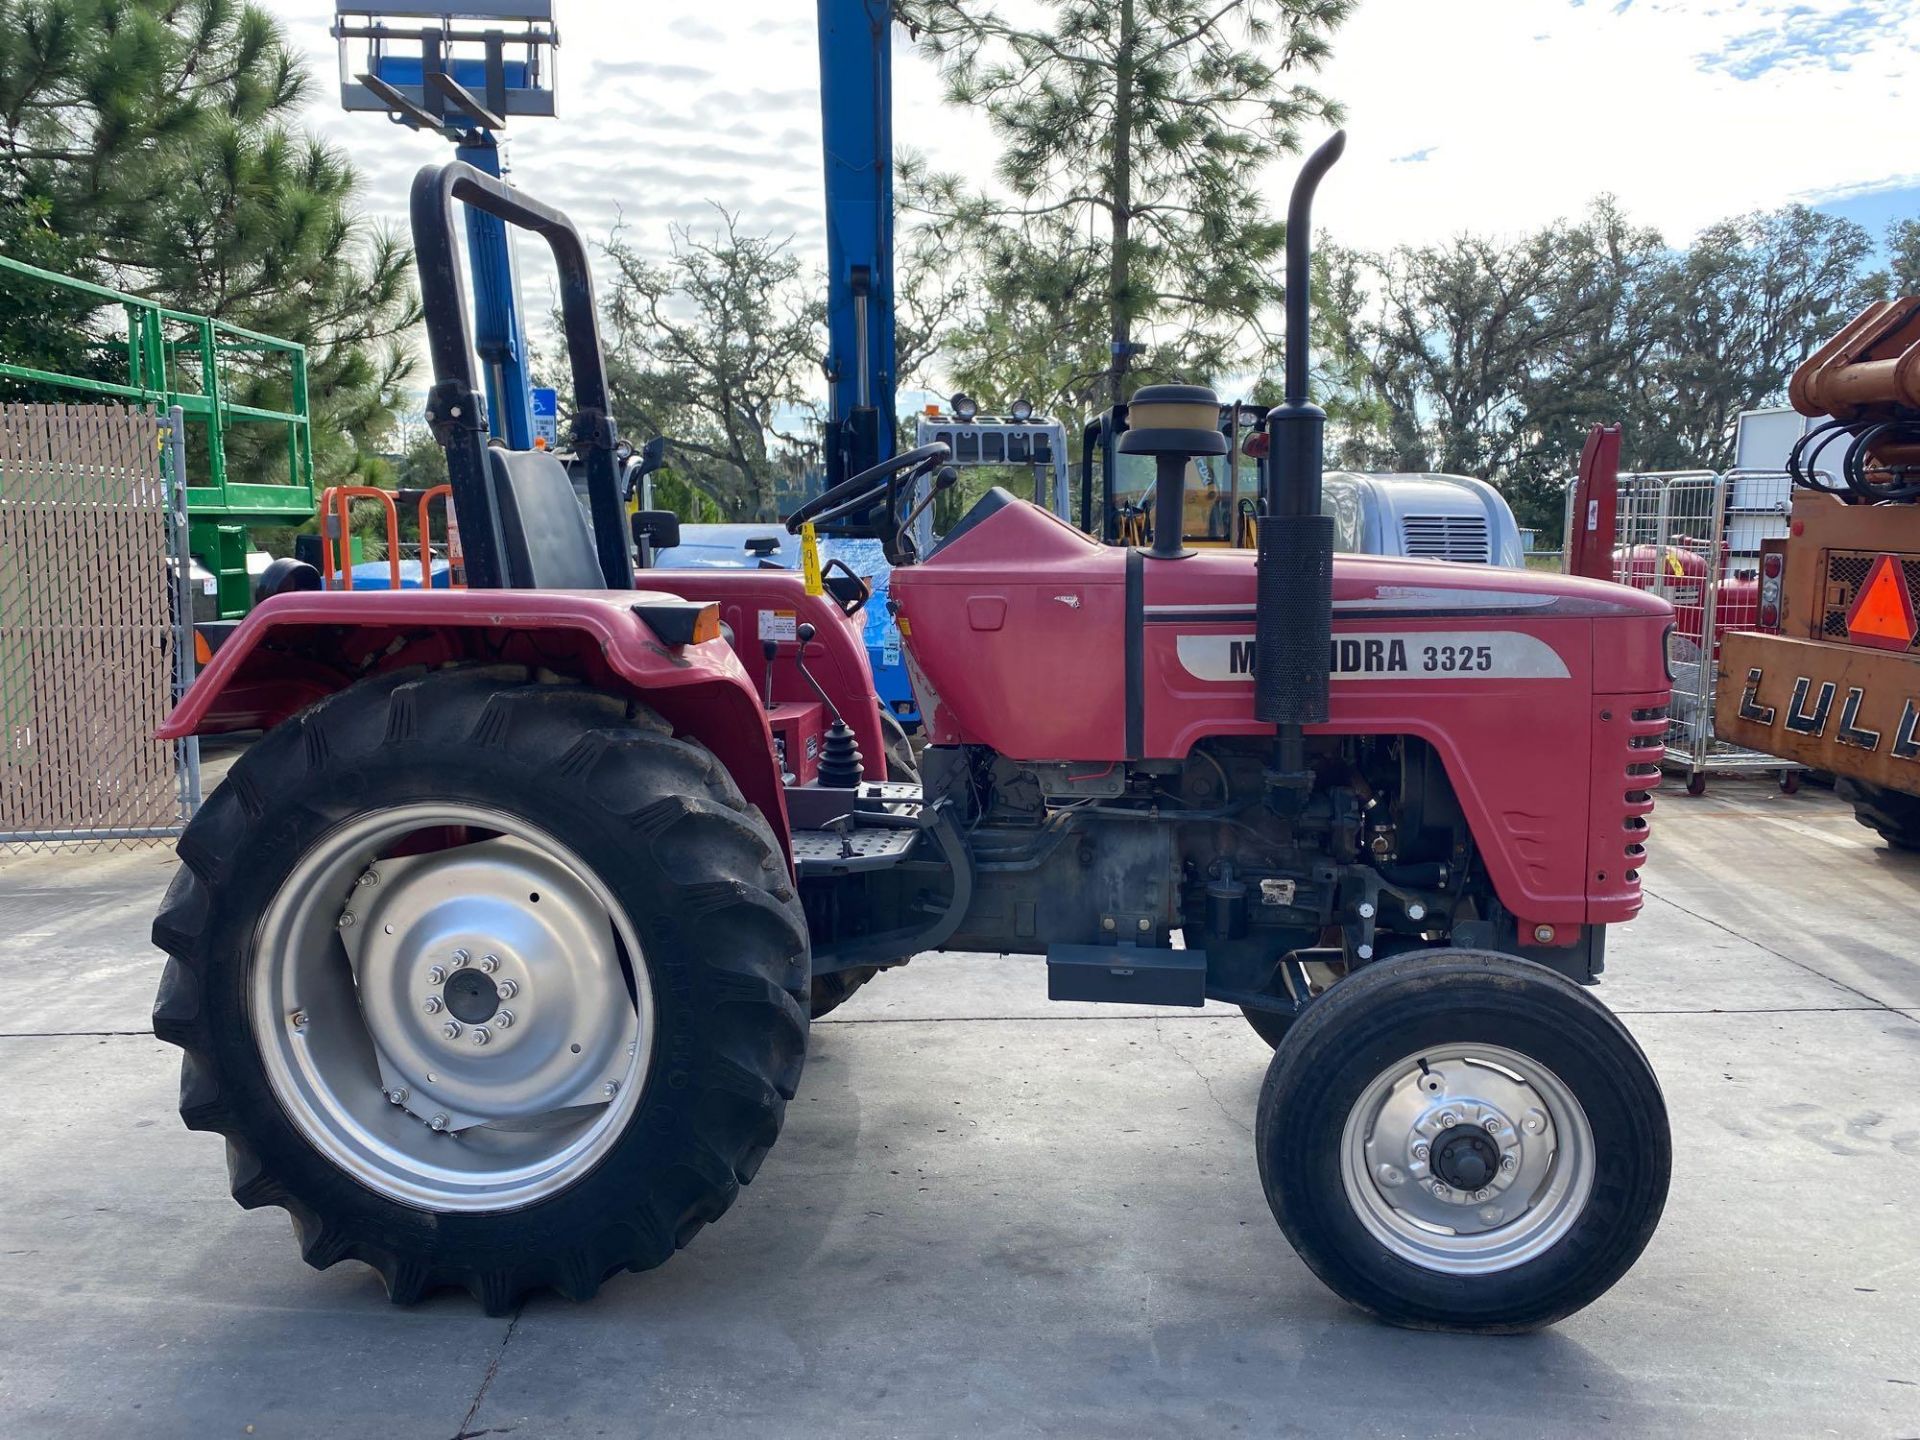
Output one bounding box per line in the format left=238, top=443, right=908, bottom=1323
left=410, top=161, right=633, bottom=591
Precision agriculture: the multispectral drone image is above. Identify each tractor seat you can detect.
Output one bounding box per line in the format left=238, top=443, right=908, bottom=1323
left=486, top=447, right=606, bottom=589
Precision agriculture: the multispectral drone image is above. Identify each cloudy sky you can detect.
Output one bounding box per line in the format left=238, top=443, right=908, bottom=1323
left=267, top=0, right=1920, bottom=369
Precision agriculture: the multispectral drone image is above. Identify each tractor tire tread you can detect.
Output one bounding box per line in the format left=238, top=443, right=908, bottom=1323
left=1256, top=948, right=1669, bottom=1333
left=151, top=663, right=808, bottom=1315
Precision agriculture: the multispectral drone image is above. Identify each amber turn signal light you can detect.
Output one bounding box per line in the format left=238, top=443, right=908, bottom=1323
left=633, top=600, right=722, bottom=648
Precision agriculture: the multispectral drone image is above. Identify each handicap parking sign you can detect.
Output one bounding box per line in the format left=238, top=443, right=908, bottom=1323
left=531, top=386, right=559, bottom=449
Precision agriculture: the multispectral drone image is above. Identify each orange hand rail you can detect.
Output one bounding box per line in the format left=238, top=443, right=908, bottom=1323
left=417, top=484, right=464, bottom=589
left=319, top=485, right=402, bottom=592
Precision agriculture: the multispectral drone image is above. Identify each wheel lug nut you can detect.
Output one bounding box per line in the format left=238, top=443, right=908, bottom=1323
left=497, top=979, right=518, bottom=1000
left=1483, top=1117, right=1501, bottom=1133
left=1474, top=1188, right=1491, bottom=1202
left=386, top=1087, right=408, bottom=1105
left=1500, top=1154, right=1517, bottom=1173
left=471, top=1027, right=491, bottom=1046
left=1430, top=1181, right=1447, bottom=1197
left=423, top=996, right=443, bottom=1014
left=480, top=954, right=499, bottom=974
left=495, top=1010, right=514, bottom=1029
left=427, top=965, right=446, bottom=985
left=1412, top=1142, right=1429, bottom=1161
left=1438, top=1111, right=1459, bottom=1128
left=451, top=949, right=470, bottom=968
left=430, top=1113, right=449, bottom=1132
left=442, top=1020, right=462, bottom=1040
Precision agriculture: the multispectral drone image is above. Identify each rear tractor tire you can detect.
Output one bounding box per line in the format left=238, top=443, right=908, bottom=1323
left=1256, top=950, right=1670, bottom=1332
left=878, top=705, right=920, bottom=784
left=1241, top=1006, right=1294, bottom=1048
left=1241, top=951, right=1346, bottom=1049
left=151, top=664, right=810, bottom=1314
left=1836, top=777, right=1920, bottom=852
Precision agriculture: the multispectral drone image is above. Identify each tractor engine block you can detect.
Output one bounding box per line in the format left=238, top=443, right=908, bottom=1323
left=916, top=733, right=1556, bottom=994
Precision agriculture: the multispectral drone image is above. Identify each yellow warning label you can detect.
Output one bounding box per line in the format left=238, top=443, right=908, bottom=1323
left=800, top=522, right=824, bottom=597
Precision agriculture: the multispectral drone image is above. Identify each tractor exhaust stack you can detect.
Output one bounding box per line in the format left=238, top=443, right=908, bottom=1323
left=1256, top=130, right=1346, bottom=794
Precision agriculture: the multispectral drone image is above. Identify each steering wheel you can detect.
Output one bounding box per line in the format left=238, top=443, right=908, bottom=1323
left=784, top=443, right=951, bottom=537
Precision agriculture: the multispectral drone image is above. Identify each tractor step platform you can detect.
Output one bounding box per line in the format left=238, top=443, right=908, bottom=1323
left=1046, top=943, right=1208, bottom=1007
left=792, top=825, right=919, bottom=876
left=785, top=779, right=922, bottom=831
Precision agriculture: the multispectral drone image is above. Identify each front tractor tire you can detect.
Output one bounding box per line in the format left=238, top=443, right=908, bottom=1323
left=151, top=665, right=809, bottom=1314
left=1256, top=950, right=1669, bottom=1332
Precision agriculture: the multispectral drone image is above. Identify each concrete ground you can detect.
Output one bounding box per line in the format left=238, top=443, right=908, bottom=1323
left=2, top=775, right=1918, bottom=1439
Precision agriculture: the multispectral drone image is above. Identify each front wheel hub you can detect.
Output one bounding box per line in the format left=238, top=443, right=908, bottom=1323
left=1343, top=1044, right=1595, bottom=1275
left=1431, top=1124, right=1500, bottom=1192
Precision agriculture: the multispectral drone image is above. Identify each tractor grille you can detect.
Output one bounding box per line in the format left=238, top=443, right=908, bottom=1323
left=1401, top=514, right=1491, bottom=564
left=1619, top=703, right=1668, bottom=885
left=1818, top=550, right=1920, bottom=650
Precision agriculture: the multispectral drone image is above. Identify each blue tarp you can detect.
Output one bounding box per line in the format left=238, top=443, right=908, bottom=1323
left=342, top=558, right=454, bottom=590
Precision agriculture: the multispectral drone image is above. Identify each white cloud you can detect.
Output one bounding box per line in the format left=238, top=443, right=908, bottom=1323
left=1311, top=0, right=1920, bottom=251
left=262, top=0, right=1915, bottom=395
left=667, top=16, right=726, bottom=43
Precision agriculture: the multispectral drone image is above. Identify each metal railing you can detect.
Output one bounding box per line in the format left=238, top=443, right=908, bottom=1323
left=1563, top=468, right=1801, bottom=792
left=0, top=254, right=314, bottom=519
left=317, top=482, right=463, bottom=591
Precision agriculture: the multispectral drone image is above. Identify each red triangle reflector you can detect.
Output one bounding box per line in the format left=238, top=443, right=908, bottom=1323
left=1846, top=553, right=1916, bottom=652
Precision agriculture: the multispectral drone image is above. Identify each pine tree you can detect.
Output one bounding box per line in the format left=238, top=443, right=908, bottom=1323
left=0, top=0, right=417, bottom=482
left=900, top=0, right=1349, bottom=408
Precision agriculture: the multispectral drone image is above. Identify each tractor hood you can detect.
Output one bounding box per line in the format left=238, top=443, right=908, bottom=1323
left=912, top=487, right=1669, bottom=620
left=892, top=488, right=1672, bottom=759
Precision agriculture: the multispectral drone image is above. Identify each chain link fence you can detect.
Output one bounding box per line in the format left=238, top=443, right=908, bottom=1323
left=0, top=402, right=200, bottom=848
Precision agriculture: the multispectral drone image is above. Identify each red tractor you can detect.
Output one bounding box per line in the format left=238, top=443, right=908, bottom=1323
left=149, top=139, right=1673, bottom=1332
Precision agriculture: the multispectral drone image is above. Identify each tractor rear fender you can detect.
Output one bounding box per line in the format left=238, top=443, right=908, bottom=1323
left=157, top=590, right=793, bottom=853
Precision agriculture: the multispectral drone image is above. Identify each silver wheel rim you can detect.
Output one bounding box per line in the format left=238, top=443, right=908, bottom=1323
left=1339, top=1043, right=1594, bottom=1275
left=251, top=802, right=653, bottom=1212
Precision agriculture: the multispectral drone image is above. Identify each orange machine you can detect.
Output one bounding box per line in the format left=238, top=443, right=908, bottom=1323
left=1717, top=298, right=1920, bottom=845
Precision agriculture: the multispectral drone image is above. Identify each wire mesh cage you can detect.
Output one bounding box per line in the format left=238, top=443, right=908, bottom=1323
left=1570, top=468, right=1801, bottom=793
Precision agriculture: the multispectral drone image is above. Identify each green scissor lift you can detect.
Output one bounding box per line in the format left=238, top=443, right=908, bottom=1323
left=0, top=254, right=315, bottom=623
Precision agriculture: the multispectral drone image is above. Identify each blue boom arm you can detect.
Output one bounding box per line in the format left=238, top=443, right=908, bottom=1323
left=456, top=136, right=537, bottom=451
left=816, top=0, right=897, bottom=489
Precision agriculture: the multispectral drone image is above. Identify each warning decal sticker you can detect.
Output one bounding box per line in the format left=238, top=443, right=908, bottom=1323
left=1174, top=630, right=1571, bottom=683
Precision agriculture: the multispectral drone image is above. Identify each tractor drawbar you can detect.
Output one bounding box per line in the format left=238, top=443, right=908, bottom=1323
left=1256, top=130, right=1346, bottom=802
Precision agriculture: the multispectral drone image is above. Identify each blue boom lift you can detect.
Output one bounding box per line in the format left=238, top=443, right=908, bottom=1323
left=816, top=0, right=899, bottom=492
left=333, top=0, right=910, bottom=703
left=333, top=0, right=898, bottom=483
left=333, top=2, right=552, bottom=452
